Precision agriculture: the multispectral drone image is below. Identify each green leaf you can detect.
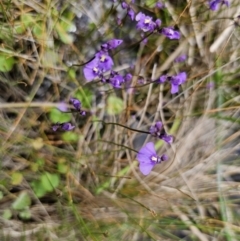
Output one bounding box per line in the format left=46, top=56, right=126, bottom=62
left=62, top=131, right=78, bottom=142
left=145, top=0, right=155, bottom=7
left=49, top=108, right=71, bottom=123
left=3, top=209, right=12, bottom=220
left=21, top=14, right=34, bottom=28
left=107, top=95, right=124, bottom=115
left=75, top=88, right=93, bottom=108
left=0, top=54, right=15, bottom=72
left=11, top=172, right=23, bottom=185
left=12, top=192, right=31, bottom=210
left=55, top=22, right=74, bottom=44
left=41, top=172, right=59, bottom=192
left=0, top=191, right=3, bottom=200
left=33, top=22, right=44, bottom=37
left=31, top=180, right=46, bottom=198
left=19, top=209, right=31, bottom=220
left=57, top=163, right=68, bottom=174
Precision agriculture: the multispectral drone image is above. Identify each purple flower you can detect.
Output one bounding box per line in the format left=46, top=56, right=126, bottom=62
left=149, top=121, right=173, bottom=144
left=95, top=51, right=114, bottom=71
left=70, top=97, right=86, bottom=116
left=57, top=102, right=68, bottom=112
left=135, top=12, right=157, bottom=32
left=121, top=1, right=128, bottom=9
left=158, top=74, right=168, bottom=83
left=52, top=123, right=61, bottom=131
left=124, top=73, right=133, bottom=82
left=70, top=98, right=81, bottom=111
left=127, top=8, right=135, bottom=21
left=174, top=54, right=187, bottom=63
left=101, top=39, right=123, bottom=50
left=136, top=142, right=168, bottom=175
left=161, top=27, right=180, bottom=40
left=155, top=1, right=165, bottom=9
left=62, top=122, right=75, bottom=131
left=170, top=72, right=187, bottom=94
left=83, top=58, right=101, bottom=81
left=209, top=0, right=230, bottom=11
left=109, top=71, right=125, bottom=88
left=52, top=122, right=75, bottom=131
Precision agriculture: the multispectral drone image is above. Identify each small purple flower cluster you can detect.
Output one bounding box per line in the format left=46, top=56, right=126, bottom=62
left=208, top=0, right=230, bottom=11
left=52, top=1, right=193, bottom=176
left=52, top=97, right=85, bottom=132
left=135, top=12, right=180, bottom=40
left=158, top=72, right=187, bottom=94
left=136, top=121, right=172, bottom=175
left=121, top=1, right=135, bottom=20
left=83, top=39, right=133, bottom=89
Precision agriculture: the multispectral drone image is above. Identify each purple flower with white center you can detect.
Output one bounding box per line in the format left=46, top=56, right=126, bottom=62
left=136, top=142, right=168, bottom=175
left=170, top=72, right=187, bottom=94
left=149, top=121, right=173, bottom=144
left=83, top=58, right=101, bottom=81
left=208, top=0, right=230, bottom=11
left=95, top=51, right=114, bottom=71
left=135, top=12, right=157, bottom=32
left=52, top=122, right=75, bottom=131
left=156, top=1, right=165, bottom=9
left=174, top=54, right=187, bottom=63
left=161, top=27, right=180, bottom=40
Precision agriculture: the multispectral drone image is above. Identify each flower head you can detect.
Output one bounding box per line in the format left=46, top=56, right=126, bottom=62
left=208, top=0, right=230, bottom=11
left=57, top=102, right=68, bottom=112
left=95, top=51, right=114, bottom=71
left=170, top=72, right=187, bottom=94
left=83, top=58, right=101, bottom=81
left=70, top=98, right=81, bottom=111
left=149, top=121, right=173, bottom=144
left=109, top=71, right=125, bottom=88
left=158, top=74, right=169, bottom=83
left=155, top=1, right=165, bottom=9
left=101, top=39, right=123, bottom=51
left=62, top=122, right=75, bottom=131
left=161, top=27, right=180, bottom=40
left=121, top=1, right=128, bottom=9
left=70, top=97, right=86, bottom=116
left=135, top=12, right=158, bottom=32
left=52, top=122, right=75, bottom=131
left=174, top=54, right=187, bottom=63
left=136, top=142, right=168, bottom=175
left=127, top=8, right=135, bottom=20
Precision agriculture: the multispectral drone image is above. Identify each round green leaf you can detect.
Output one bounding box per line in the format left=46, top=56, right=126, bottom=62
left=49, top=108, right=71, bottom=123
left=11, top=172, right=23, bottom=185
left=12, top=192, right=31, bottom=210
left=107, top=95, right=124, bottom=115
left=0, top=54, right=15, bottom=72
left=41, top=172, right=59, bottom=192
